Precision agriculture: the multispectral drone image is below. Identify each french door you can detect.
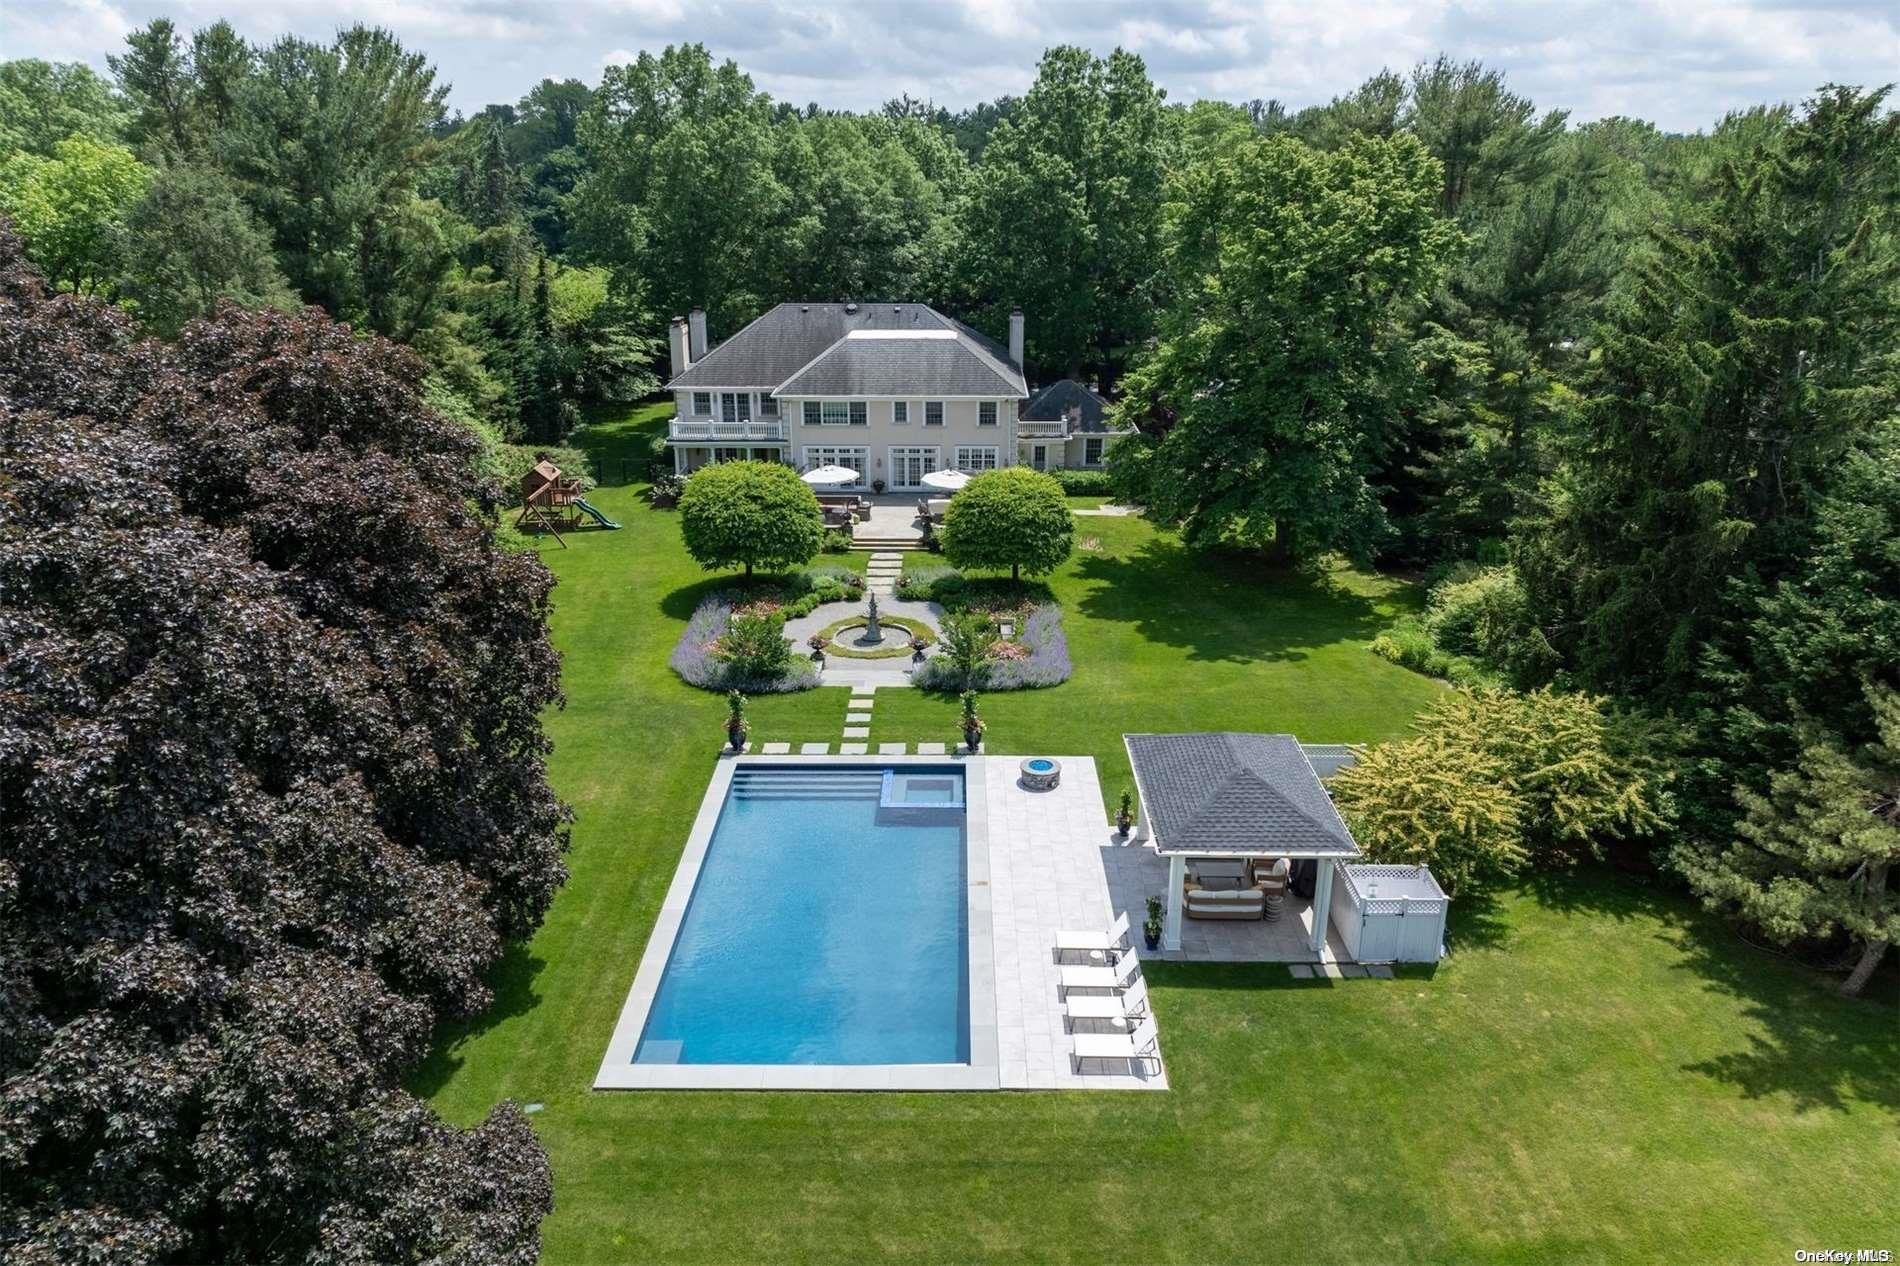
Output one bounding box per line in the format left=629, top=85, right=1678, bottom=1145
left=1030, top=444, right=1049, bottom=471
left=887, top=446, right=940, bottom=491
left=801, top=446, right=868, bottom=487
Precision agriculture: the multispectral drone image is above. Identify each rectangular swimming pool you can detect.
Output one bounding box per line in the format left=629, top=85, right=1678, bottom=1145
left=638, top=765, right=966, bottom=1065
left=597, top=758, right=998, bottom=1089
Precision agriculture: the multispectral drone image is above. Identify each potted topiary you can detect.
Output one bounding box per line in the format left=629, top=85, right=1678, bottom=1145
left=1116, top=788, right=1135, bottom=838
left=808, top=632, right=829, bottom=664
left=958, top=689, right=985, bottom=753
left=1143, top=895, right=1163, bottom=950
left=725, top=689, right=749, bottom=752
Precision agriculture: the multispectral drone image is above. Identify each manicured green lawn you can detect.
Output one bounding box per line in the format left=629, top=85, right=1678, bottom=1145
left=422, top=402, right=1898, bottom=1264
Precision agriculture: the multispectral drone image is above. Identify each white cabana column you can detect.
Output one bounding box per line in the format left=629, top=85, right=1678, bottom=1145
left=1162, top=854, right=1185, bottom=951
left=1309, top=859, right=1335, bottom=955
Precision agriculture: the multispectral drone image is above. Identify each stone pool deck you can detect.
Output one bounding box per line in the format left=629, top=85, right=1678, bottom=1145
left=983, top=756, right=1168, bottom=1091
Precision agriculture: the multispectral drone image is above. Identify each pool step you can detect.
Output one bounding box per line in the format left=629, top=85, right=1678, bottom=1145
left=730, top=770, right=885, bottom=800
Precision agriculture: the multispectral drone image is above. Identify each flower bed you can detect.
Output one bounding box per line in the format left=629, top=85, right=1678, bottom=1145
left=812, top=614, right=936, bottom=660
left=911, top=602, right=1071, bottom=690
left=670, top=575, right=869, bottom=693
left=895, top=566, right=1071, bottom=690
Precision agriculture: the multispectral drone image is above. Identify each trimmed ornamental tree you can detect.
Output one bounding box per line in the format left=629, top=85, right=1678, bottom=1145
left=677, top=460, right=824, bottom=578
left=938, top=467, right=1073, bottom=581
left=0, top=229, right=563, bottom=1264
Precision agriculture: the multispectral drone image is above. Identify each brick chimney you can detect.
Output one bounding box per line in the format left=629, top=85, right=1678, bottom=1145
left=668, top=317, right=690, bottom=380
left=688, top=308, right=708, bottom=361
left=1008, top=307, right=1024, bottom=368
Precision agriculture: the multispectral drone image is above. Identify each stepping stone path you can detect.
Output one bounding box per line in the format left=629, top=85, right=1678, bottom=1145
left=837, top=683, right=905, bottom=750
left=864, top=552, right=904, bottom=597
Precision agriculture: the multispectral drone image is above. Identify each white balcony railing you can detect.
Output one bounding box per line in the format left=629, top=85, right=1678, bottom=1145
left=1017, top=419, right=1070, bottom=439
left=669, top=416, right=787, bottom=442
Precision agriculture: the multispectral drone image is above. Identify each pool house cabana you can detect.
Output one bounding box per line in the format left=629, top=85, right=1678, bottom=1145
left=1123, top=733, right=1362, bottom=958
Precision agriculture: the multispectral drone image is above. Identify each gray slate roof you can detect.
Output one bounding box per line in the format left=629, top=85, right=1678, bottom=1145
left=666, top=302, right=1027, bottom=396
left=1124, top=732, right=1361, bottom=858
left=1022, top=379, right=1115, bottom=432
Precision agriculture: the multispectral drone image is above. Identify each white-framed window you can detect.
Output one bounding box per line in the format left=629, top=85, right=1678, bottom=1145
left=924, top=401, right=944, bottom=426
left=803, top=401, right=821, bottom=425
left=978, top=401, right=997, bottom=427
left=801, top=446, right=868, bottom=486
left=1083, top=437, right=1105, bottom=466
left=712, top=446, right=749, bottom=462
left=721, top=392, right=751, bottom=424
left=820, top=401, right=851, bottom=426
left=892, top=401, right=909, bottom=424
left=849, top=401, right=867, bottom=426
left=759, top=395, right=779, bottom=417
left=955, top=446, right=999, bottom=473
left=692, top=391, right=712, bottom=416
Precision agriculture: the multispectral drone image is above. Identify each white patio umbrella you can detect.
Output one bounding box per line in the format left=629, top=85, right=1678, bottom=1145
left=801, top=464, right=860, bottom=486
left=919, top=468, right=970, bottom=492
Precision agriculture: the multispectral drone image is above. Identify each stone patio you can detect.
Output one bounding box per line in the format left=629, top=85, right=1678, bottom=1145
left=1100, top=839, right=1350, bottom=963
left=982, top=757, right=1168, bottom=1090
left=780, top=595, right=945, bottom=690
left=850, top=496, right=928, bottom=543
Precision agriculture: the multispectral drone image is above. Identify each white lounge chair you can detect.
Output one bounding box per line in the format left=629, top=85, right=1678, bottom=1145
left=1072, top=1015, right=1162, bottom=1074
left=1054, top=910, right=1130, bottom=959
left=1058, top=947, right=1141, bottom=997
left=1065, top=976, right=1149, bottom=1024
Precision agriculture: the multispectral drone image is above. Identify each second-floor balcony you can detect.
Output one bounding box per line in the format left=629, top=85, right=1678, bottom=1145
left=669, top=416, right=787, bottom=442
left=1016, top=419, right=1071, bottom=439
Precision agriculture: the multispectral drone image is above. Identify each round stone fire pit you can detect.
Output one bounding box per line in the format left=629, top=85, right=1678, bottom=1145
left=1019, top=757, right=1061, bottom=791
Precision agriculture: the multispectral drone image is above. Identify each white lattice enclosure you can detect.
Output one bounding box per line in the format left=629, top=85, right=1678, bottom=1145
left=1328, top=864, right=1450, bottom=963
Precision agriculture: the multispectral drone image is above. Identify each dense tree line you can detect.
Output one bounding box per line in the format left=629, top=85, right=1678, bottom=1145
left=0, top=228, right=566, bottom=1261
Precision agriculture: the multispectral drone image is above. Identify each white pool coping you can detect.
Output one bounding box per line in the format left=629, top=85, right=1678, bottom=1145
left=593, top=754, right=1000, bottom=1091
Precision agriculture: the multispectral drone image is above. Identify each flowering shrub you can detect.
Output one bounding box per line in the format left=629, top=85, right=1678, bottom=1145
left=912, top=602, right=1071, bottom=691
left=670, top=595, right=817, bottom=692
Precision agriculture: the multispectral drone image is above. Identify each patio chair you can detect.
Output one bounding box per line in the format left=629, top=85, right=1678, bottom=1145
left=1058, top=946, right=1141, bottom=997
left=1065, top=976, right=1149, bottom=1025
left=1054, top=910, right=1130, bottom=960
left=1071, top=1015, right=1162, bottom=1074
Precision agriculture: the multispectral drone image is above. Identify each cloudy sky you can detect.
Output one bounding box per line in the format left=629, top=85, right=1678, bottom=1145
left=6, top=0, right=1897, bottom=132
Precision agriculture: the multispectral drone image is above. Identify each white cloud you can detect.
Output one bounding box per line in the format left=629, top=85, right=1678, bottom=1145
left=5, top=0, right=1894, bottom=131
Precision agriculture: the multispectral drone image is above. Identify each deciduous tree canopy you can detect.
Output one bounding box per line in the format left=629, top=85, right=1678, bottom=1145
left=938, top=467, right=1074, bottom=580
left=1119, top=130, right=1455, bottom=563
left=0, top=230, right=567, bottom=1263
left=677, top=459, right=825, bottom=577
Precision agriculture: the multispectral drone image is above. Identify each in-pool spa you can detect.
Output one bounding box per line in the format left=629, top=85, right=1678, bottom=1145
left=625, top=765, right=973, bottom=1072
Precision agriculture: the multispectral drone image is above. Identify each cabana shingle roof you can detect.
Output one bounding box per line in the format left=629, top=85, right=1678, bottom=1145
left=1124, top=732, right=1361, bottom=857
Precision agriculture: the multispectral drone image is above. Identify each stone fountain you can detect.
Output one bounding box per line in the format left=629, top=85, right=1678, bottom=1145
left=861, top=591, right=885, bottom=644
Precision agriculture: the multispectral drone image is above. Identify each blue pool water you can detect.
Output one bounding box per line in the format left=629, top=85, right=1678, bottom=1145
left=634, top=766, right=969, bottom=1066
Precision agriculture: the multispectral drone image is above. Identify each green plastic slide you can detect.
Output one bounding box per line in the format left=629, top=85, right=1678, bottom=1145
left=572, top=497, right=621, bottom=530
